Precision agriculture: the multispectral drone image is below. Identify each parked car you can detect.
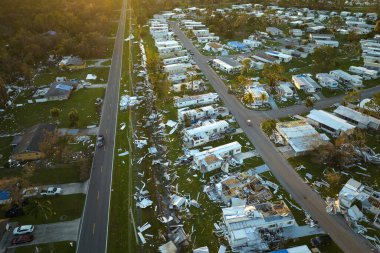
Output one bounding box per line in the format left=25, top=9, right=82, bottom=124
left=40, top=187, right=62, bottom=196
left=246, top=119, right=252, bottom=126
left=5, top=204, right=24, bottom=218
left=96, top=135, right=104, bottom=147
left=13, top=225, right=35, bottom=235
left=11, top=235, right=34, bottom=245
left=311, top=235, right=331, bottom=247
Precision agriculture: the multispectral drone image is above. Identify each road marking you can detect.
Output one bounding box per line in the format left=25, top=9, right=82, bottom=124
left=101, top=166, right=103, bottom=173
left=92, top=223, right=96, bottom=235
left=106, top=129, right=108, bottom=135
left=97, top=191, right=100, bottom=200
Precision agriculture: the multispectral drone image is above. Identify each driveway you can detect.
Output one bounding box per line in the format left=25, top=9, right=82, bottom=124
left=40, top=182, right=88, bottom=196
left=6, top=219, right=80, bottom=249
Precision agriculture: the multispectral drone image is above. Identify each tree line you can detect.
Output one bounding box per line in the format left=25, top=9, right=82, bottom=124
left=0, top=0, right=121, bottom=85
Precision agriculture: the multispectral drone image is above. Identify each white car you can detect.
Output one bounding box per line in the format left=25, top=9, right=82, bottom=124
left=13, top=225, right=35, bottom=235
left=40, top=187, right=63, bottom=196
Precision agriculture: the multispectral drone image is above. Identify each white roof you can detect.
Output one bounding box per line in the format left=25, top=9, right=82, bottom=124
left=185, top=120, right=229, bottom=137
left=193, top=141, right=241, bottom=160
left=276, top=121, right=329, bottom=153
left=307, top=110, right=356, bottom=132
left=334, top=106, right=380, bottom=126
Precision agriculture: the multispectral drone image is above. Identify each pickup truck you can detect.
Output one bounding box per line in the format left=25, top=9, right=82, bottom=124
left=40, top=187, right=62, bottom=196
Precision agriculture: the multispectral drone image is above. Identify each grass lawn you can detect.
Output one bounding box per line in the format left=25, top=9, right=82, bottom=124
left=1, top=194, right=85, bottom=225
left=101, top=60, right=112, bottom=66
left=0, top=88, right=104, bottom=133
left=34, top=67, right=110, bottom=86
left=321, top=87, right=345, bottom=98
left=15, top=241, right=76, bottom=253
left=282, top=234, right=343, bottom=253
left=30, top=165, right=81, bottom=185
left=0, top=137, right=13, bottom=167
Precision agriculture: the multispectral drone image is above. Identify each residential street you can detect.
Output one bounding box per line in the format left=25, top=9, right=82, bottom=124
left=170, top=22, right=376, bottom=253
left=76, top=0, right=127, bottom=252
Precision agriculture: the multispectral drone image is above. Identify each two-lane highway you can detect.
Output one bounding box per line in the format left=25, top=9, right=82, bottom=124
left=76, top=0, right=127, bottom=252
left=171, top=22, right=376, bottom=253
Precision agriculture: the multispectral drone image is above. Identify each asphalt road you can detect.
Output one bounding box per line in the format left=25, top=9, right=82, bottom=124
left=171, top=22, right=376, bottom=253
left=76, top=0, right=127, bottom=252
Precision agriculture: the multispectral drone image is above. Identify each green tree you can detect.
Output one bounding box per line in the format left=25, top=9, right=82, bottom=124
left=343, top=90, right=361, bottom=105
left=261, top=119, right=277, bottom=136
left=312, top=46, right=338, bottom=72
left=25, top=200, right=53, bottom=220
left=0, top=77, right=7, bottom=107
left=366, top=91, right=380, bottom=117
left=241, top=58, right=251, bottom=75
left=50, top=107, right=60, bottom=120
left=183, top=114, right=192, bottom=128
left=375, top=21, right=380, bottom=34
left=236, top=75, right=250, bottom=90
left=327, top=16, right=345, bottom=34
left=243, top=91, right=255, bottom=105
left=68, top=108, right=79, bottom=127
left=260, top=92, right=268, bottom=103
left=305, top=97, right=314, bottom=108
left=262, top=63, right=284, bottom=90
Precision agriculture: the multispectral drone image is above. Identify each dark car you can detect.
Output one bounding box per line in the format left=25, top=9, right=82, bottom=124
left=4, top=200, right=29, bottom=218
left=311, top=235, right=331, bottom=247
left=11, top=235, right=34, bottom=245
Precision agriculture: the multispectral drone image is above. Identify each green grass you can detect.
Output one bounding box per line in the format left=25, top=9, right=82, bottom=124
left=1, top=194, right=85, bottom=225
left=34, top=67, right=110, bottom=86
left=101, top=60, right=112, bottom=66
left=321, top=87, right=345, bottom=98
left=0, top=137, right=13, bottom=167
left=0, top=88, right=104, bottom=133
left=30, top=165, right=81, bottom=185
left=282, top=234, right=343, bottom=253
left=15, top=241, right=76, bottom=253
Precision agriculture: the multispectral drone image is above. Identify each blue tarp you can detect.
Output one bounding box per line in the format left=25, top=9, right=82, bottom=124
left=227, top=41, right=248, bottom=50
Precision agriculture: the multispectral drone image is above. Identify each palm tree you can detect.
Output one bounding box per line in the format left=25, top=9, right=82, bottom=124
left=260, top=92, right=268, bottom=104
left=243, top=91, right=255, bottom=105
left=25, top=200, right=53, bottom=220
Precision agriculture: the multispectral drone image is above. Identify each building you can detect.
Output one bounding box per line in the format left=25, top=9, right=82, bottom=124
left=197, top=36, right=220, bottom=43
left=45, top=81, right=76, bottom=101
left=59, top=56, right=86, bottom=70
left=339, top=179, right=380, bottom=214
left=178, top=105, right=228, bottom=122
left=276, top=120, right=330, bottom=156
left=243, top=39, right=262, bottom=48
left=315, top=73, right=339, bottom=89
left=360, top=38, right=380, bottom=71
left=252, top=52, right=281, bottom=64
left=329, top=70, right=363, bottom=88
left=227, top=41, right=249, bottom=51
left=222, top=201, right=295, bottom=252
left=11, top=124, right=57, bottom=161
left=349, top=66, right=378, bottom=80
left=309, top=34, right=334, bottom=41
left=292, top=74, right=321, bottom=93
left=307, top=109, right=356, bottom=136
left=157, top=45, right=183, bottom=54
left=266, top=27, right=284, bottom=36
left=212, top=58, right=242, bottom=74
left=163, top=63, right=192, bottom=74
left=183, top=120, right=229, bottom=147
left=277, top=82, right=294, bottom=98
left=265, top=51, right=292, bottom=63
left=162, top=56, right=189, bottom=65
left=245, top=85, right=269, bottom=106
left=192, top=142, right=242, bottom=172
left=215, top=172, right=272, bottom=205
left=314, top=39, right=339, bottom=47
left=203, top=42, right=224, bottom=53
left=289, top=29, right=304, bottom=37
left=174, top=93, right=219, bottom=108
left=172, top=80, right=201, bottom=92
left=333, top=106, right=380, bottom=130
